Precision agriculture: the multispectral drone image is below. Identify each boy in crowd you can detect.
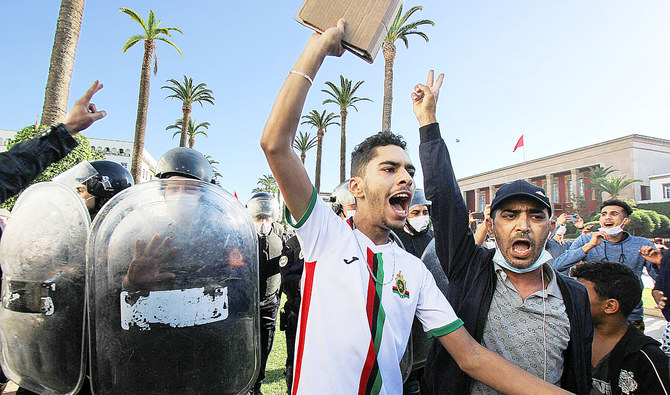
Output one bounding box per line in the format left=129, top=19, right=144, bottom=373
left=572, top=261, right=669, bottom=394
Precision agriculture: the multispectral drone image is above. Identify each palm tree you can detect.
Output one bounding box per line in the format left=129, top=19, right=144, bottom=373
left=120, top=7, right=183, bottom=182
left=40, top=0, right=86, bottom=127
left=584, top=165, right=618, bottom=203
left=589, top=175, right=643, bottom=199
left=293, top=131, right=318, bottom=164
left=301, top=110, right=340, bottom=192
left=382, top=5, right=434, bottom=131
left=252, top=174, right=279, bottom=197
left=162, top=75, right=215, bottom=147
left=584, top=165, right=617, bottom=184
left=204, top=154, right=223, bottom=182
left=166, top=118, right=209, bottom=148
left=322, top=76, right=372, bottom=182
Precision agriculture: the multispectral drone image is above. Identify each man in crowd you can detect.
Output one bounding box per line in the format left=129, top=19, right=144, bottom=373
left=650, top=247, right=670, bottom=356
left=553, top=199, right=661, bottom=331
left=545, top=213, right=584, bottom=259
left=572, top=261, right=669, bottom=394
left=416, top=70, right=592, bottom=394
left=396, top=188, right=434, bottom=259
left=261, top=19, right=570, bottom=395
left=330, top=179, right=357, bottom=219
left=0, top=81, right=106, bottom=204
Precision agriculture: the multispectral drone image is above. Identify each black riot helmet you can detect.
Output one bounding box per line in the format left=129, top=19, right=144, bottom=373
left=86, top=161, right=134, bottom=199
left=85, top=161, right=134, bottom=217
left=154, top=147, right=214, bottom=183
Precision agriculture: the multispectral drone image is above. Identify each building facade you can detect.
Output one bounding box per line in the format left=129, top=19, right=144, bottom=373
left=458, top=134, right=670, bottom=216
left=0, top=129, right=157, bottom=183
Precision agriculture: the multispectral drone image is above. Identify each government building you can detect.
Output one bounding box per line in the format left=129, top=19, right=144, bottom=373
left=458, top=134, right=670, bottom=215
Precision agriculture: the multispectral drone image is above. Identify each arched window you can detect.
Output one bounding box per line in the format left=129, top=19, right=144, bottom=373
left=119, top=148, right=125, bottom=155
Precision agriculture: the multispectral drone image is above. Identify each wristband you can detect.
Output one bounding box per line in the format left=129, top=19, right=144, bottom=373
left=289, top=70, right=313, bottom=85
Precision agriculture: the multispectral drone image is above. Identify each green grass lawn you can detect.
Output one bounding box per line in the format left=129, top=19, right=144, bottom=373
left=259, top=290, right=663, bottom=394
left=261, top=295, right=289, bottom=395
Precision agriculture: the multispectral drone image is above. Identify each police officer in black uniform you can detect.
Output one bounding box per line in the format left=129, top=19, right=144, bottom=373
left=278, top=232, right=303, bottom=393
left=246, top=192, right=284, bottom=395
left=77, top=160, right=134, bottom=219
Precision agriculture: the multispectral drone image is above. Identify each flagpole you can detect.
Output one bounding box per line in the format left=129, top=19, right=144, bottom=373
left=523, top=145, right=526, bottom=162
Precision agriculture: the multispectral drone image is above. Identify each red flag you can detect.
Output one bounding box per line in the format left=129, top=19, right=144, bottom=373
left=513, top=135, right=524, bottom=152
left=234, top=191, right=239, bottom=199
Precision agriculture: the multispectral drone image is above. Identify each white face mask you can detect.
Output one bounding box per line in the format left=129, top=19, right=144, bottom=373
left=599, top=224, right=624, bottom=236
left=254, top=221, right=272, bottom=236
left=345, top=210, right=356, bottom=219
left=408, top=215, right=430, bottom=233
left=555, top=225, right=567, bottom=236
left=492, top=237, right=552, bottom=274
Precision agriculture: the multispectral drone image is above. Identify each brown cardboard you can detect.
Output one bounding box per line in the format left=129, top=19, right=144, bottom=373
left=295, top=0, right=402, bottom=64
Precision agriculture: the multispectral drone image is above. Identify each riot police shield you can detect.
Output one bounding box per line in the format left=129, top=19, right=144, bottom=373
left=0, top=181, right=91, bottom=394
left=88, top=179, right=259, bottom=395
left=409, top=240, right=450, bottom=370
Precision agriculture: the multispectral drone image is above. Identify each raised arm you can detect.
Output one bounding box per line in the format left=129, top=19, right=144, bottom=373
left=415, top=72, right=483, bottom=281
left=0, top=81, right=106, bottom=204
left=260, top=20, right=345, bottom=221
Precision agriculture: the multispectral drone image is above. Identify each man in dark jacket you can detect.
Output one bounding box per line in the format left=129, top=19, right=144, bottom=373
left=0, top=81, right=106, bottom=204
left=572, top=261, right=669, bottom=394
left=414, top=71, right=592, bottom=394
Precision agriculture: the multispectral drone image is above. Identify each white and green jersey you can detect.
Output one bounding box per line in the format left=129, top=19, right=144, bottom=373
left=288, top=190, right=462, bottom=395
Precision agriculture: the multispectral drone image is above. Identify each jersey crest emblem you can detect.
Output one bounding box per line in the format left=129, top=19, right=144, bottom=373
left=618, top=369, right=637, bottom=394
left=392, top=271, right=410, bottom=299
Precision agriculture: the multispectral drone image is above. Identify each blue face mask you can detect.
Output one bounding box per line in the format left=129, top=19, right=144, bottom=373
left=492, top=238, right=552, bottom=274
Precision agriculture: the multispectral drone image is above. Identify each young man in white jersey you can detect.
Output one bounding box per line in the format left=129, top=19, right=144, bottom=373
left=260, top=19, right=570, bottom=395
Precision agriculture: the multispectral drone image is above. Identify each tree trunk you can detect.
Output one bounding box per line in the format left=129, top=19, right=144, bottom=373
left=382, top=42, right=396, bottom=132
left=315, top=130, right=324, bottom=193
left=189, top=135, right=195, bottom=148
left=301, top=152, right=306, bottom=164
left=130, top=39, right=154, bottom=183
left=179, top=102, right=191, bottom=147
left=40, top=0, right=85, bottom=127
left=339, top=108, right=348, bottom=183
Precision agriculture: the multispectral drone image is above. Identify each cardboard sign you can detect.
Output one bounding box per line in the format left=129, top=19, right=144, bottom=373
left=295, top=0, right=402, bottom=63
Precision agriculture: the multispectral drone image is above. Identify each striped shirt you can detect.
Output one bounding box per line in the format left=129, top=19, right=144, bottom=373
left=289, top=191, right=462, bottom=395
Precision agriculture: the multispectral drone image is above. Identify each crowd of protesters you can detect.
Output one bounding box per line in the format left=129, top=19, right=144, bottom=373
left=1, top=20, right=669, bottom=395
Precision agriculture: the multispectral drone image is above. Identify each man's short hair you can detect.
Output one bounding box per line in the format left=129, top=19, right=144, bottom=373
left=351, top=131, right=407, bottom=177
left=571, top=261, right=641, bottom=317
left=600, top=199, right=633, bottom=217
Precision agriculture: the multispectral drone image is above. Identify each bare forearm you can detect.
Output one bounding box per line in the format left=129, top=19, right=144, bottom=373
left=261, top=24, right=343, bottom=222
left=261, top=44, right=326, bottom=155
left=474, top=222, right=487, bottom=245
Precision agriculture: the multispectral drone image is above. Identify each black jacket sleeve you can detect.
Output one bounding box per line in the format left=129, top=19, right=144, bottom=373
left=0, top=124, right=78, bottom=204
left=419, top=123, right=491, bottom=284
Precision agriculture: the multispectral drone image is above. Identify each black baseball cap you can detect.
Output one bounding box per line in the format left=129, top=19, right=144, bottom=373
left=490, top=180, right=552, bottom=216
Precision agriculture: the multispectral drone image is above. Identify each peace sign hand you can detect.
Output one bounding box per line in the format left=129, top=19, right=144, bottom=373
left=412, top=70, right=444, bottom=127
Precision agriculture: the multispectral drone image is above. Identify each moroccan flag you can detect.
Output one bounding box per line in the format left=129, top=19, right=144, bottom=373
left=234, top=191, right=239, bottom=199
left=513, top=135, right=524, bottom=152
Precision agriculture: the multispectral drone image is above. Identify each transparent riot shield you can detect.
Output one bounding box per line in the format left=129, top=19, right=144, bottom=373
left=88, top=179, right=259, bottom=395
left=409, top=240, right=450, bottom=370
left=0, top=182, right=91, bottom=394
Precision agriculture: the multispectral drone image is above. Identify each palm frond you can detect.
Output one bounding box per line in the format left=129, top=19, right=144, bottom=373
left=154, top=36, right=183, bottom=57
left=122, top=35, right=145, bottom=52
